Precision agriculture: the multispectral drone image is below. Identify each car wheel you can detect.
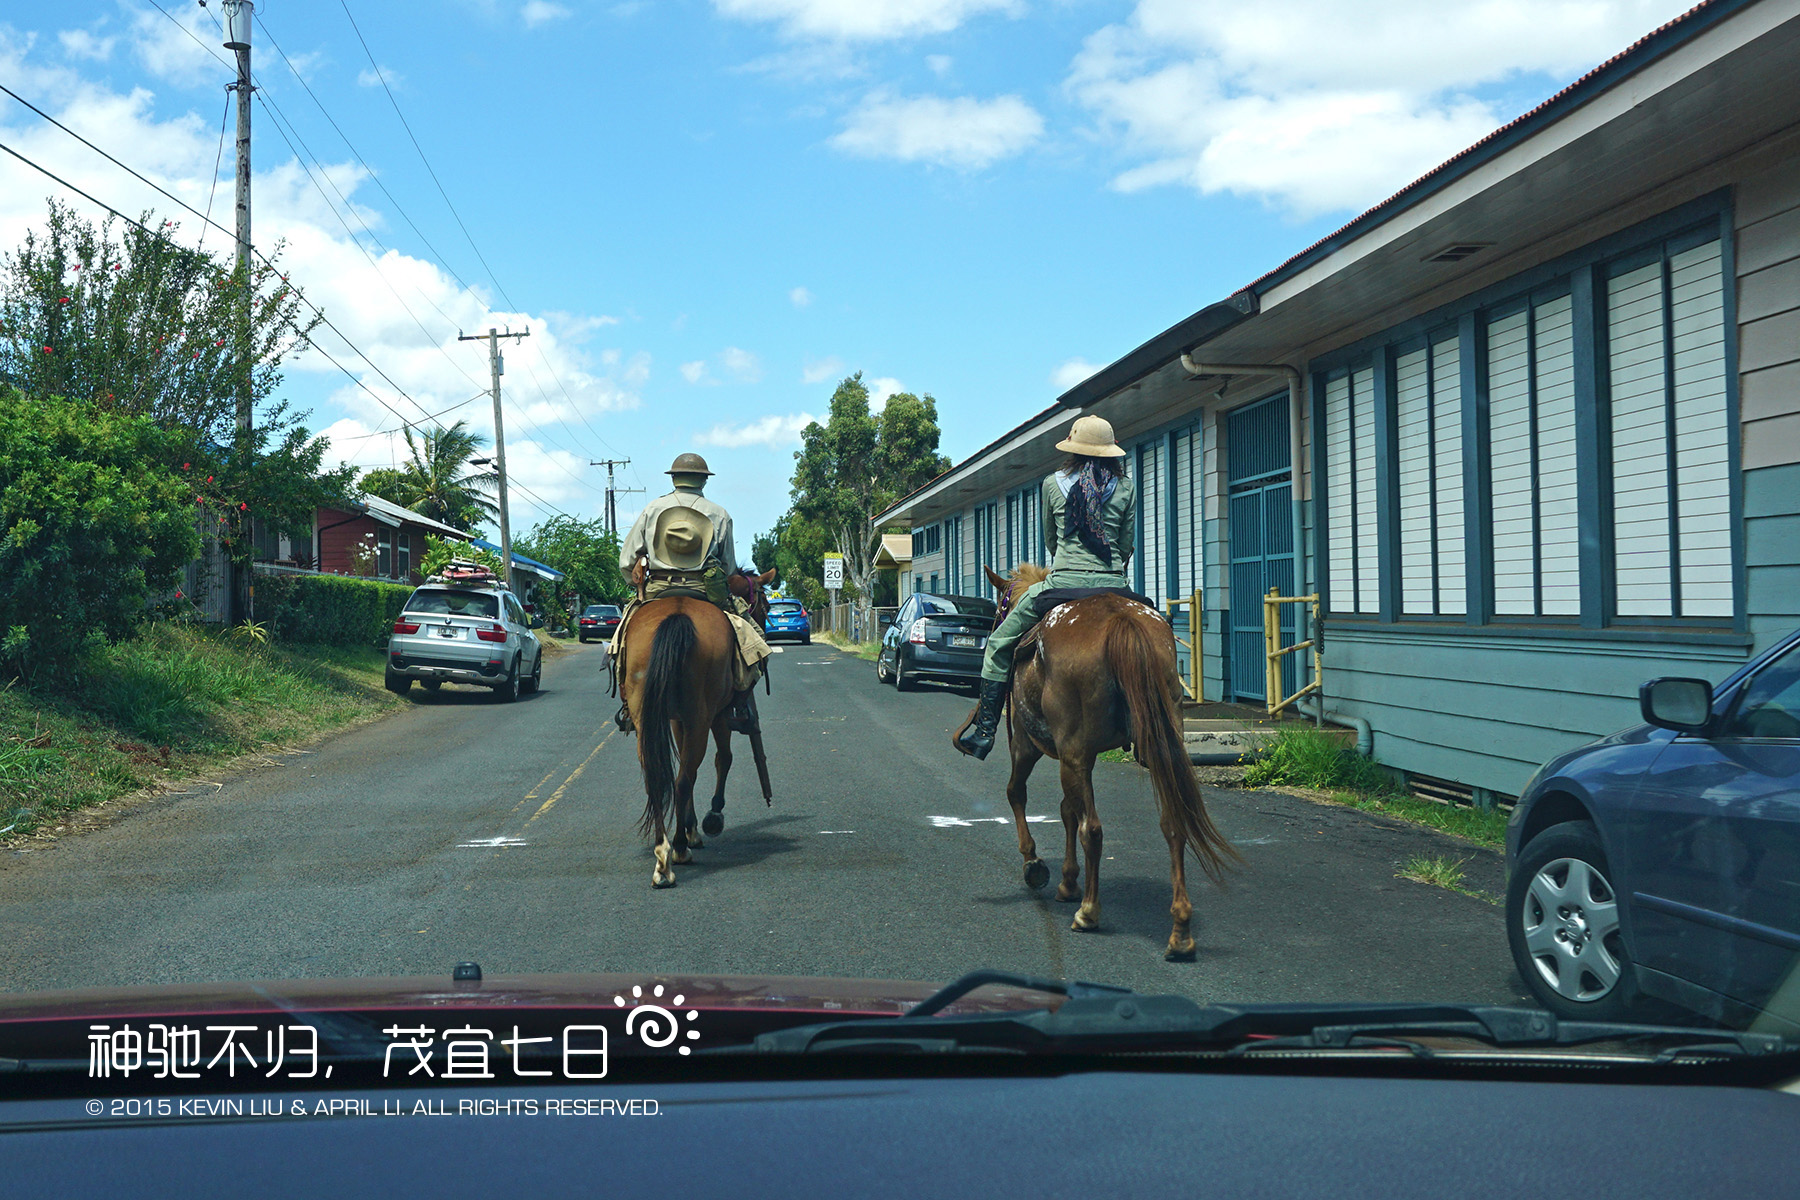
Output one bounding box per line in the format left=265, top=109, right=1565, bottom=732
left=384, top=665, right=411, bottom=696
left=522, top=652, right=542, bottom=695
left=493, top=657, right=521, bottom=703
left=1507, top=820, right=1645, bottom=1022
left=875, top=652, right=891, bottom=683
left=894, top=651, right=917, bottom=692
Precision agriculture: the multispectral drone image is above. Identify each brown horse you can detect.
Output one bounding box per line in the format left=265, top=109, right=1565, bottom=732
left=972, top=563, right=1238, bottom=960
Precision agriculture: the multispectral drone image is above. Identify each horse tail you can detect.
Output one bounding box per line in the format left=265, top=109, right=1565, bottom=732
left=1104, top=614, right=1240, bottom=882
left=637, top=610, right=696, bottom=836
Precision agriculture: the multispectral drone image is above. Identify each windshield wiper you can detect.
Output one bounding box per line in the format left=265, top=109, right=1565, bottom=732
left=718, top=970, right=1797, bottom=1061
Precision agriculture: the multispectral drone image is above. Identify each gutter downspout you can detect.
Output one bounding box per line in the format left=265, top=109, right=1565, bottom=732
left=1296, top=697, right=1373, bottom=758
left=1178, top=358, right=1329, bottom=732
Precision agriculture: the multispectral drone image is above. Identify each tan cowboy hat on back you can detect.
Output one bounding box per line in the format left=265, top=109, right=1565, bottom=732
left=1055, top=414, right=1126, bottom=458
left=653, top=505, right=714, bottom=571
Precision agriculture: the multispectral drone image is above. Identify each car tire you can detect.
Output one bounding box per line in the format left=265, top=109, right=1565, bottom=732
left=384, top=666, right=411, bottom=696
left=522, top=652, right=542, bottom=695
left=802, top=633, right=811, bottom=645
left=894, top=651, right=917, bottom=692
left=1507, top=820, right=1646, bottom=1023
left=875, top=653, right=891, bottom=684
left=493, top=657, right=522, bottom=703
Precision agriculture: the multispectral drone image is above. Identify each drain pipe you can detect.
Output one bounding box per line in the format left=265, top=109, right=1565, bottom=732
left=1296, top=697, right=1373, bottom=758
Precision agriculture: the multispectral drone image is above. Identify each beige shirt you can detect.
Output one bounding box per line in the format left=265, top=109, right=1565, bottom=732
left=618, top=486, right=736, bottom=573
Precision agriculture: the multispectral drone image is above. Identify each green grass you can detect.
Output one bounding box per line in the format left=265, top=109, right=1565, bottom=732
left=818, top=631, right=881, bottom=662
left=1398, top=853, right=1501, bottom=904
left=1098, top=747, right=1133, bottom=763
left=0, top=622, right=398, bottom=838
left=1242, top=726, right=1509, bottom=850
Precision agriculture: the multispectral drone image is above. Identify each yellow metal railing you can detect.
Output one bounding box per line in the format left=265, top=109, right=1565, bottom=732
left=1163, top=589, right=1204, bottom=704
left=1263, top=587, right=1321, bottom=717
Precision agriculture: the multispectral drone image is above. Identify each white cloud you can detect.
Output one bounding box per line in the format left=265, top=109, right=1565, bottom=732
left=696, top=412, right=818, bottom=449
left=522, top=1, right=573, bottom=29
left=1069, top=0, right=1696, bottom=217
left=720, top=346, right=762, bottom=382
left=128, top=4, right=225, bottom=88
left=789, top=285, right=812, bottom=307
left=0, top=28, right=638, bottom=522
left=680, top=360, right=709, bottom=383
left=801, top=356, right=843, bottom=384
left=1051, top=358, right=1101, bottom=392
left=866, top=376, right=903, bottom=405
left=356, top=66, right=403, bottom=89
left=831, top=90, right=1043, bottom=169
left=714, top=0, right=1019, bottom=42
left=58, top=29, right=115, bottom=62
left=926, top=54, right=953, bottom=77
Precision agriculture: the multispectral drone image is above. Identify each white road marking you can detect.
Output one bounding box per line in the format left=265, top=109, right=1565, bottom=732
left=458, top=836, right=528, bottom=848
left=928, top=815, right=1057, bottom=828
left=817, top=830, right=856, bottom=835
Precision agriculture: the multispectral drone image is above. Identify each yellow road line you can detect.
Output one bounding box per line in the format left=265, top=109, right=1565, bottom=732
left=511, top=764, right=565, bottom=814
left=527, top=731, right=615, bottom=826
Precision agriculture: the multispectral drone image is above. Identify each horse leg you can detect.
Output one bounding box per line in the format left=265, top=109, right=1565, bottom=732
left=1063, top=755, right=1103, bottom=932
left=702, top=715, right=733, bottom=838
left=1163, top=818, right=1196, bottom=961
left=1055, top=765, right=1083, bottom=904
left=670, top=723, right=707, bottom=866
left=650, top=738, right=675, bottom=888
left=1006, top=729, right=1048, bottom=891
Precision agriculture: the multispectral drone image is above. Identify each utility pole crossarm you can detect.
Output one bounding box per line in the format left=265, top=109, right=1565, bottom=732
left=588, top=458, right=633, bottom=537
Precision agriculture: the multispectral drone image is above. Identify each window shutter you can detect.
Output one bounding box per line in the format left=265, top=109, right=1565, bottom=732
left=1174, top=428, right=1197, bottom=597
left=1670, top=238, right=1731, bottom=618
left=1608, top=260, right=1671, bottom=615
left=1534, top=295, right=1580, bottom=616
left=1431, top=337, right=1466, bottom=615
left=1141, top=440, right=1165, bottom=601
left=1487, top=309, right=1534, bottom=615
left=1325, top=374, right=1357, bottom=611
left=1352, top=366, right=1378, bottom=613
left=1395, top=347, right=1433, bottom=614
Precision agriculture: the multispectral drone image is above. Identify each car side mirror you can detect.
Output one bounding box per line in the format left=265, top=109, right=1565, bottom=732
left=1641, top=677, right=1713, bottom=733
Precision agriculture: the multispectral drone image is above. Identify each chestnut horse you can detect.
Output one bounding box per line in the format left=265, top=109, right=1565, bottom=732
left=971, top=563, right=1238, bottom=960
left=621, top=566, right=775, bottom=887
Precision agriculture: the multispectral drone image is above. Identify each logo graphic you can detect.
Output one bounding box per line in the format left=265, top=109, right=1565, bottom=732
left=612, top=984, right=701, bottom=1056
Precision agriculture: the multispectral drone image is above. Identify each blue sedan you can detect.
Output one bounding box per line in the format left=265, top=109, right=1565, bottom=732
left=1505, top=627, right=1800, bottom=1029
left=764, top=600, right=811, bottom=644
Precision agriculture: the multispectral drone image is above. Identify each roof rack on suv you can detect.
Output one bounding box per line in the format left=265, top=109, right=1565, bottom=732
left=427, top=559, right=502, bottom=586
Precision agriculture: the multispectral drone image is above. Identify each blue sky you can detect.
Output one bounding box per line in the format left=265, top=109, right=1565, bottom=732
left=1, top=0, right=1696, bottom=548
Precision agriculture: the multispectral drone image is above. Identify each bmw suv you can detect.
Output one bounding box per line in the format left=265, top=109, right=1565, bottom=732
left=385, top=582, right=543, bottom=701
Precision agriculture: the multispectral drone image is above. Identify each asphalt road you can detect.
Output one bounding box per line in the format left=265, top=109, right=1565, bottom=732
left=0, top=640, right=1530, bottom=1007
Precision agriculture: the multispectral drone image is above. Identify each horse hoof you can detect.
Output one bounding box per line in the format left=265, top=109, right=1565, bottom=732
left=1023, top=860, right=1050, bottom=890
left=1070, top=913, right=1100, bottom=933
left=702, top=812, right=724, bottom=837
left=672, top=849, right=692, bottom=865
left=652, top=875, right=677, bottom=889
left=1055, top=885, right=1081, bottom=903
left=1165, top=940, right=1197, bottom=962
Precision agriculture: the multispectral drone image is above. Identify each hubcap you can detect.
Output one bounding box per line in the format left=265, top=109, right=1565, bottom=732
left=1521, top=856, right=1622, bottom=1002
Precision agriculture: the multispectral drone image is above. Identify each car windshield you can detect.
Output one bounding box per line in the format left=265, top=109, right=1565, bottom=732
left=405, top=590, right=500, bottom=618
left=8, top=0, right=1800, bottom=1123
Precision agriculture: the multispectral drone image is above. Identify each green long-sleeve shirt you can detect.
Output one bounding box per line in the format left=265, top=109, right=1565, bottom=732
left=1042, top=469, right=1136, bottom=576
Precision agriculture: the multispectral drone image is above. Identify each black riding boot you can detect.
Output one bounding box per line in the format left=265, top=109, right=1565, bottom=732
left=956, top=680, right=1009, bottom=760
left=729, top=688, right=759, bottom=735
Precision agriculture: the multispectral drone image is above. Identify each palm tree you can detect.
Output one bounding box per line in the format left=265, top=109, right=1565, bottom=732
left=363, top=421, right=500, bottom=532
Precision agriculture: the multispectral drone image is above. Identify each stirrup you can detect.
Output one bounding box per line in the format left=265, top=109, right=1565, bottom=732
left=614, top=702, right=634, bottom=733
left=728, top=691, right=758, bottom=734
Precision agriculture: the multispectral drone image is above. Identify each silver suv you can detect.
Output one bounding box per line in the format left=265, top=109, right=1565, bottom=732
left=385, top=582, right=543, bottom=701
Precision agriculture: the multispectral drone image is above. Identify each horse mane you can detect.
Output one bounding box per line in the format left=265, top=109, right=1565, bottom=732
left=1011, top=562, right=1050, bottom=588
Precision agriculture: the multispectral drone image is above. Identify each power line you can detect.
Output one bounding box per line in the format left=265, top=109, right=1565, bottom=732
left=196, top=89, right=230, bottom=254
left=330, top=389, right=489, bottom=443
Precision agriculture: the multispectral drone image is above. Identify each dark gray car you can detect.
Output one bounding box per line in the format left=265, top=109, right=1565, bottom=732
left=875, top=593, right=996, bottom=692
left=385, top=583, right=543, bottom=701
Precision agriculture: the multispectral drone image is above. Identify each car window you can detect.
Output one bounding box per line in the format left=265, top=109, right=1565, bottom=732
left=405, top=590, right=499, bottom=618
left=770, top=602, right=802, bottom=613
left=1718, top=643, right=1800, bottom=739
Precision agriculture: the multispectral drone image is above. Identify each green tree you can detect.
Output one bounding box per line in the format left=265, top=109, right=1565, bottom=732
left=0, top=389, right=200, bottom=679
left=359, top=421, right=497, bottom=533
left=787, top=373, right=950, bottom=627
left=0, top=200, right=348, bottom=588
left=515, top=514, right=631, bottom=617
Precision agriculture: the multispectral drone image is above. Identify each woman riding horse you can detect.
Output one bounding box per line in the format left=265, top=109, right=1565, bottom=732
left=956, top=415, right=1137, bottom=760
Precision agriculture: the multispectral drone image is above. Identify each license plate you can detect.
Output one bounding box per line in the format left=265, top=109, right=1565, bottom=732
left=437, top=626, right=461, bottom=639
left=948, top=634, right=978, bottom=648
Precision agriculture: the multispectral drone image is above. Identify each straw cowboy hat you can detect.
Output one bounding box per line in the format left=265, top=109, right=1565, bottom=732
left=653, top=505, right=714, bottom=571
left=1055, top=414, right=1126, bottom=458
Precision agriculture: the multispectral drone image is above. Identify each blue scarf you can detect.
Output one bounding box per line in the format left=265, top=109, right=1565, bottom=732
left=1062, top=462, right=1118, bottom=565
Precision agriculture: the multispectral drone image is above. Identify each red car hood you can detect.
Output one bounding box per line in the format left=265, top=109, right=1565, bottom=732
left=0, top=972, right=1055, bottom=1025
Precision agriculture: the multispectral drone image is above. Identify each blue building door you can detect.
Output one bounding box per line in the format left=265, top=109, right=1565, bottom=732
left=1227, top=395, right=1297, bottom=703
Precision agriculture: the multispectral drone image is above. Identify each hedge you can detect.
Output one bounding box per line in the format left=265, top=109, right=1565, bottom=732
left=255, top=573, right=415, bottom=648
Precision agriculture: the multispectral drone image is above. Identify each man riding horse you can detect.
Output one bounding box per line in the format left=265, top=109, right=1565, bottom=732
left=956, top=415, right=1137, bottom=760
left=613, top=452, right=771, bottom=734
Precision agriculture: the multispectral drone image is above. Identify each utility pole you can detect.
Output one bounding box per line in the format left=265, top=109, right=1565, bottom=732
left=588, top=458, right=642, bottom=536
left=224, top=1, right=254, bottom=624
left=460, top=326, right=530, bottom=590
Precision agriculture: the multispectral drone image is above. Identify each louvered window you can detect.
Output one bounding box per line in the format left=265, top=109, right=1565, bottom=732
left=1137, top=439, right=1165, bottom=601
left=1606, top=236, right=1731, bottom=618
left=1173, top=426, right=1199, bottom=598
left=1395, top=335, right=1465, bottom=615
left=1324, top=366, right=1378, bottom=614
left=1487, top=292, right=1580, bottom=617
